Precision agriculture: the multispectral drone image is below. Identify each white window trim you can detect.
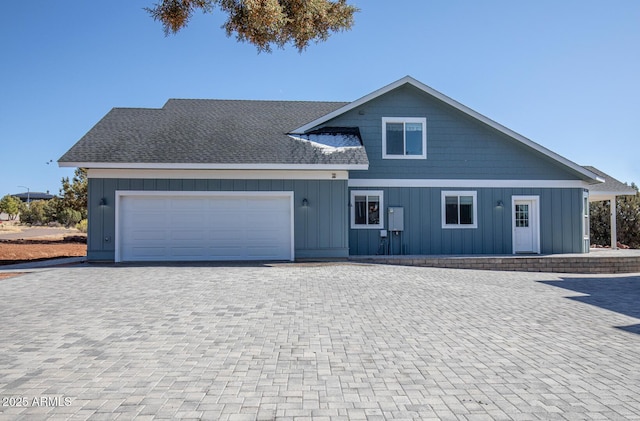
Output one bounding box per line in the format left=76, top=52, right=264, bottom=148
left=350, top=190, right=384, bottom=229
left=382, top=117, right=427, bottom=159
left=441, top=191, right=478, bottom=229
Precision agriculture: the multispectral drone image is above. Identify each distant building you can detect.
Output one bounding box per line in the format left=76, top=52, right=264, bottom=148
left=12, top=191, right=56, bottom=203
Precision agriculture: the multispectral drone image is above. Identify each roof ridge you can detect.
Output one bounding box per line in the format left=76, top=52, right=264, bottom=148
left=164, top=98, right=348, bottom=103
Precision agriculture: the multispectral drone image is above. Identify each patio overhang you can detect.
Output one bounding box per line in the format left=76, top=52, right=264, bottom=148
left=584, top=166, right=637, bottom=250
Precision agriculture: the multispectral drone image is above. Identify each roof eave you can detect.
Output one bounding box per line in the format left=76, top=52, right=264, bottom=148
left=590, top=191, right=637, bottom=200
left=58, top=162, right=369, bottom=171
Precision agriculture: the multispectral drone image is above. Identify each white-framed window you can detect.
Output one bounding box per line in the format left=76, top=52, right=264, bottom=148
left=351, top=190, right=384, bottom=229
left=382, top=117, right=427, bottom=159
left=442, top=191, right=477, bottom=229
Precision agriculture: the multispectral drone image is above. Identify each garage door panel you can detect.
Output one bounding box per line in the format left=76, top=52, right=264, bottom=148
left=170, top=198, right=207, bottom=211
left=128, top=246, right=168, bottom=258
left=127, top=198, right=168, bottom=211
left=207, top=246, right=245, bottom=258
left=208, top=212, right=246, bottom=228
left=249, top=213, right=289, bottom=228
left=206, top=229, right=245, bottom=241
left=126, top=212, right=167, bottom=227
left=207, top=198, right=244, bottom=210
left=170, top=230, right=205, bottom=241
left=127, top=230, right=167, bottom=241
left=170, top=214, right=207, bottom=227
left=170, top=247, right=207, bottom=257
left=119, top=193, right=292, bottom=262
left=246, top=246, right=287, bottom=258
left=250, top=228, right=286, bottom=241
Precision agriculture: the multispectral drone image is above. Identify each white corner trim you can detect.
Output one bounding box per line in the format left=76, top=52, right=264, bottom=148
left=348, top=179, right=591, bottom=189
left=292, top=76, right=600, bottom=182
left=88, top=169, right=349, bottom=180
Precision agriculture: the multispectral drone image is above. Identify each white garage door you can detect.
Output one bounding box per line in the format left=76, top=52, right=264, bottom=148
left=117, top=192, right=293, bottom=262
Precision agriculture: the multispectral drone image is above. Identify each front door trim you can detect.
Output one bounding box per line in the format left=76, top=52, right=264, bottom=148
left=511, top=195, right=540, bottom=254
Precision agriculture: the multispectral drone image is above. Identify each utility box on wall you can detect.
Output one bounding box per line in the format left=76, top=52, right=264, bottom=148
left=388, top=207, right=404, bottom=231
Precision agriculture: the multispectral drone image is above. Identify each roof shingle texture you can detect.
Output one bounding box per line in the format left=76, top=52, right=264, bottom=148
left=59, top=99, right=369, bottom=166
left=583, top=166, right=637, bottom=195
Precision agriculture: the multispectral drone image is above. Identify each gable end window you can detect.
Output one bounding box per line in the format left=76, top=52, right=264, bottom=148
left=382, top=117, right=427, bottom=159
left=442, top=191, right=477, bottom=229
left=351, top=190, right=384, bottom=229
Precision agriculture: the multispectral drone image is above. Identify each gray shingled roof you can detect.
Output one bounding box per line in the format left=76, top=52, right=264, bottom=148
left=584, top=166, right=637, bottom=197
left=59, top=99, right=369, bottom=167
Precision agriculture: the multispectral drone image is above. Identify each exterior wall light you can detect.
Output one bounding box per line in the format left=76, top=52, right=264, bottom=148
left=302, top=198, right=309, bottom=207
left=99, top=198, right=107, bottom=206
left=496, top=200, right=504, bottom=208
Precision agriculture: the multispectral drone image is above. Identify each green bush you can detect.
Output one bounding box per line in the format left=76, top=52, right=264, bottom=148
left=75, top=219, right=88, bottom=233
left=19, top=200, right=49, bottom=225
left=58, top=208, right=82, bottom=227
left=0, top=195, right=24, bottom=220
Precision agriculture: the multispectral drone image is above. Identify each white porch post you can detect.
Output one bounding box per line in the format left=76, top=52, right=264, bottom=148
left=610, top=196, right=618, bottom=250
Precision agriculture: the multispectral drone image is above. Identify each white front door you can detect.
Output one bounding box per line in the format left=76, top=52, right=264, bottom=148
left=512, top=196, right=540, bottom=254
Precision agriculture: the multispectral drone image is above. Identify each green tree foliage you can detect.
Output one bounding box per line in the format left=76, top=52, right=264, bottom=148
left=18, top=199, right=62, bottom=225
left=590, top=183, right=640, bottom=248
left=589, top=200, right=609, bottom=245
left=617, top=183, right=640, bottom=248
left=19, top=200, right=49, bottom=225
left=146, top=0, right=358, bottom=52
left=58, top=208, right=83, bottom=227
left=59, top=168, right=88, bottom=220
left=0, top=195, right=24, bottom=220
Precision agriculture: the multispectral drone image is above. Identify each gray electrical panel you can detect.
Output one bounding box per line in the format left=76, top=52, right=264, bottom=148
left=388, top=207, right=404, bottom=231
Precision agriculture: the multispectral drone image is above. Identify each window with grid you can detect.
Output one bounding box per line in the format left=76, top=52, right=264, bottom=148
left=442, top=191, right=477, bottom=229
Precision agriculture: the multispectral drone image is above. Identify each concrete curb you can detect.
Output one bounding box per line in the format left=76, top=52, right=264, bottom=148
left=0, top=256, right=87, bottom=271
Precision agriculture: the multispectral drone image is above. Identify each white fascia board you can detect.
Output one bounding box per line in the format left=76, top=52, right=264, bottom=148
left=589, top=191, right=637, bottom=201
left=293, top=75, right=600, bottom=183
left=61, top=162, right=367, bottom=171
left=348, top=179, right=592, bottom=189
left=88, top=169, right=349, bottom=180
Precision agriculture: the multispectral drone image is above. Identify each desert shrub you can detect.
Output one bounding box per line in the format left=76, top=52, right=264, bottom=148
left=75, top=219, right=88, bottom=233
left=19, top=200, right=49, bottom=225
left=58, top=208, right=82, bottom=227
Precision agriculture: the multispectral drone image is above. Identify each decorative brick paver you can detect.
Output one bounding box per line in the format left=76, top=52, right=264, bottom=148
left=0, top=263, right=639, bottom=420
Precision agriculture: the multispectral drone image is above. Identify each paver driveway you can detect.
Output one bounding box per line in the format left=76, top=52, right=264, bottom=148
left=1, top=263, right=639, bottom=420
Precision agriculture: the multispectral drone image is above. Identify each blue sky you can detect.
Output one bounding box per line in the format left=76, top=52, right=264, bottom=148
left=1, top=1, right=638, bottom=198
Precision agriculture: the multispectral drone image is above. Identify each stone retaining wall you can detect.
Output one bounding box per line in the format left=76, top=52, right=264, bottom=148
left=350, top=256, right=640, bottom=274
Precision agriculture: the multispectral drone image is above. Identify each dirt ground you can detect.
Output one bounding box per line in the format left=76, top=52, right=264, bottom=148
left=0, top=223, right=87, bottom=266
left=0, top=239, right=86, bottom=264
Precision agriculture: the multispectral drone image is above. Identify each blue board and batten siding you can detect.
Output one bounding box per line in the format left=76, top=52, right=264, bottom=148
left=87, top=178, right=348, bottom=261
left=331, top=84, right=587, bottom=181
left=327, top=84, right=589, bottom=255
left=348, top=187, right=586, bottom=255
